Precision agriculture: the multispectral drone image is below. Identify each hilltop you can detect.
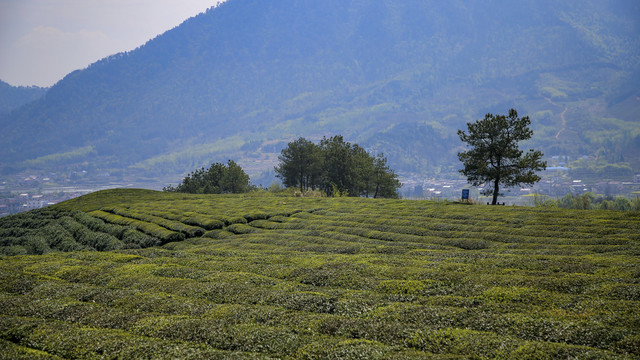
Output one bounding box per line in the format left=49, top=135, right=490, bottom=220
left=0, top=189, right=639, bottom=358
left=0, top=80, right=47, bottom=115
left=1, top=0, right=639, bottom=181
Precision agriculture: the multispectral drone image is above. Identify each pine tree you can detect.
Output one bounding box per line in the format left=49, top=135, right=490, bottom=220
left=457, top=109, right=546, bottom=205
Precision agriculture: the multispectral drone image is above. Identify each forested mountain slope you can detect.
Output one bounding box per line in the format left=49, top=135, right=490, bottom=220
left=0, top=80, right=47, bottom=115
left=1, top=0, right=638, bottom=179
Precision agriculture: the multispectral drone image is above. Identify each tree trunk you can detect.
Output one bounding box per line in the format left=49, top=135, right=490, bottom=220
left=491, top=177, right=500, bottom=205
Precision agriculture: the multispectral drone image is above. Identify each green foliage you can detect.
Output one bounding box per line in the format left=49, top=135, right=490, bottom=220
left=542, top=192, right=640, bottom=211
left=103, top=207, right=205, bottom=238
left=297, top=339, right=392, bottom=360
left=89, top=210, right=182, bottom=244
left=407, top=328, right=519, bottom=357
left=1, top=189, right=639, bottom=358
left=0, top=208, right=138, bottom=254
left=58, top=216, right=124, bottom=251
left=164, top=160, right=252, bottom=194
left=20, top=146, right=96, bottom=169
left=275, top=137, right=323, bottom=192
left=458, top=109, right=547, bottom=205
left=276, top=136, right=401, bottom=198
left=569, top=158, right=634, bottom=181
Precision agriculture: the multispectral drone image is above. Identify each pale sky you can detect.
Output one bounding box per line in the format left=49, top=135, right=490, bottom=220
left=0, top=0, right=224, bottom=87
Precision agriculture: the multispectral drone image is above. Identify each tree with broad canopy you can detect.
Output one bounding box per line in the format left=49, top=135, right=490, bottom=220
left=457, top=109, right=546, bottom=205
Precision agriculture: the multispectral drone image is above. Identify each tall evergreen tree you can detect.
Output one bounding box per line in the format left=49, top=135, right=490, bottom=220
left=457, top=109, right=546, bottom=205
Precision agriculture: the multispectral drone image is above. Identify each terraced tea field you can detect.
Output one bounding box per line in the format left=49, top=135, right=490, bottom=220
left=1, top=189, right=639, bottom=359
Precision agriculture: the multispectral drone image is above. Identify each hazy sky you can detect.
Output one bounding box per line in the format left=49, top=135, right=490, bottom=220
left=0, top=0, right=224, bottom=87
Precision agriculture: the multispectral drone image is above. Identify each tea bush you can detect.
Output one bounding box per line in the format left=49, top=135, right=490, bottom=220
left=0, top=190, right=639, bottom=358
left=103, top=206, right=205, bottom=237
left=90, top=210, right=184, bottom=244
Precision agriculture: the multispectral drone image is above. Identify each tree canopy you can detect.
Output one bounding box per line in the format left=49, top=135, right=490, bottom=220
left=457, top=109, right=546, bottom=205
left=274, top=137, right=323, bottom=192
left=275, top=136, right=401, bottom=198
left=164, top=160, right=252, bottom=194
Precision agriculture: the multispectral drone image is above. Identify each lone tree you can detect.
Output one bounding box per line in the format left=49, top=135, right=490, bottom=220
left=457, top=109, right=546, bottom=205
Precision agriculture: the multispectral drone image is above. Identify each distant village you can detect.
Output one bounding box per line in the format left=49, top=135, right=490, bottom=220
left=0, top=170, right=157, bottom=217
left=401, top=168, right=640, bottom=204
left=2, top=165, right=640, bottom=217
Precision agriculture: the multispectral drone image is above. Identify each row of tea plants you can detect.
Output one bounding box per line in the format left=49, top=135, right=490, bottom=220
left=0, top=189, right=638, bottom=358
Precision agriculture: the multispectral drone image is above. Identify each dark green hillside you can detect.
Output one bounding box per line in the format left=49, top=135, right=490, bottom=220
left=0, top=80, right=47, bottom=115
left=1, top=189, right=639, bottom=358
left=1, top=0, right=638, bottom=179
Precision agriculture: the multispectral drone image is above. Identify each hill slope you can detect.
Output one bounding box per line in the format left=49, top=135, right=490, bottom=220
left=1, top=0, right=639, bottom=179
left=0, top=190, right=639, bottom=358
left=0, top=80, right=47, bottom=115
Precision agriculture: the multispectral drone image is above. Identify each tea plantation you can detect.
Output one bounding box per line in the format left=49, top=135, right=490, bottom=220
left=1, top=189, right=639, bottom=359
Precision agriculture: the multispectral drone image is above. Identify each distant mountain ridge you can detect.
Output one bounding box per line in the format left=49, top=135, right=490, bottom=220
left=0, top=80, right=47, bottom=115
left=1, top=0, right=638, bottom=181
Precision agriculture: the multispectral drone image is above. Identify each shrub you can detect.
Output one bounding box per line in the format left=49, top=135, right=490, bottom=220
left=0, top=245, right=28, bottom=256
left=5, top=316, right=243, bottom=359
left=407, top=327, right=522, bottom=357
left=226, top=224, right=261, bottom=235
left=90, top=210, right=184, bottom=244
left=483, top=286, right=551, bottom=304
left=376, top=280, right=432, bottom=296
left=121, top=229, right=161, bottom=248
left=40, top=223, right=82, bottom=252
left=297, top=339, right=391, bottom=360
left=22, top=235, right=50, bottom=255
left=105, top=207, right=205, bottom=238
left=73, top=211, right=130, bottom=238
left=271, top=291, right=337, bottom=313
left=509, top=341, right=619, bottom=360
left=0, top=338, right=65, bottom=360
left=202, top=230, right=235, bottom=239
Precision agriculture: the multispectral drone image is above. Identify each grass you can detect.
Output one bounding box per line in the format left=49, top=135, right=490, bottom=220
left=0, top=189, right=639, bottom=358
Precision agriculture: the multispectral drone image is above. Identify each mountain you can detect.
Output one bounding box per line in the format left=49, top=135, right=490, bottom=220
left=0, top=80, right=47, bottom=115
left=1, top=0, right=639, bottom=182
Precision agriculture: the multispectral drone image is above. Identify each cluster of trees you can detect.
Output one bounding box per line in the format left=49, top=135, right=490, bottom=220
left=164, top=160, right=252, bottom=194
left=275, top=136, right=401, bottom=198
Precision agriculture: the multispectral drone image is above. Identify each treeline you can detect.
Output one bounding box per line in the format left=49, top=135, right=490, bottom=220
left=275, top=136, right=401, bottom=198
left=537, top=192, right=640, bottom=211
left=163, top=160, right=253, bottom=194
